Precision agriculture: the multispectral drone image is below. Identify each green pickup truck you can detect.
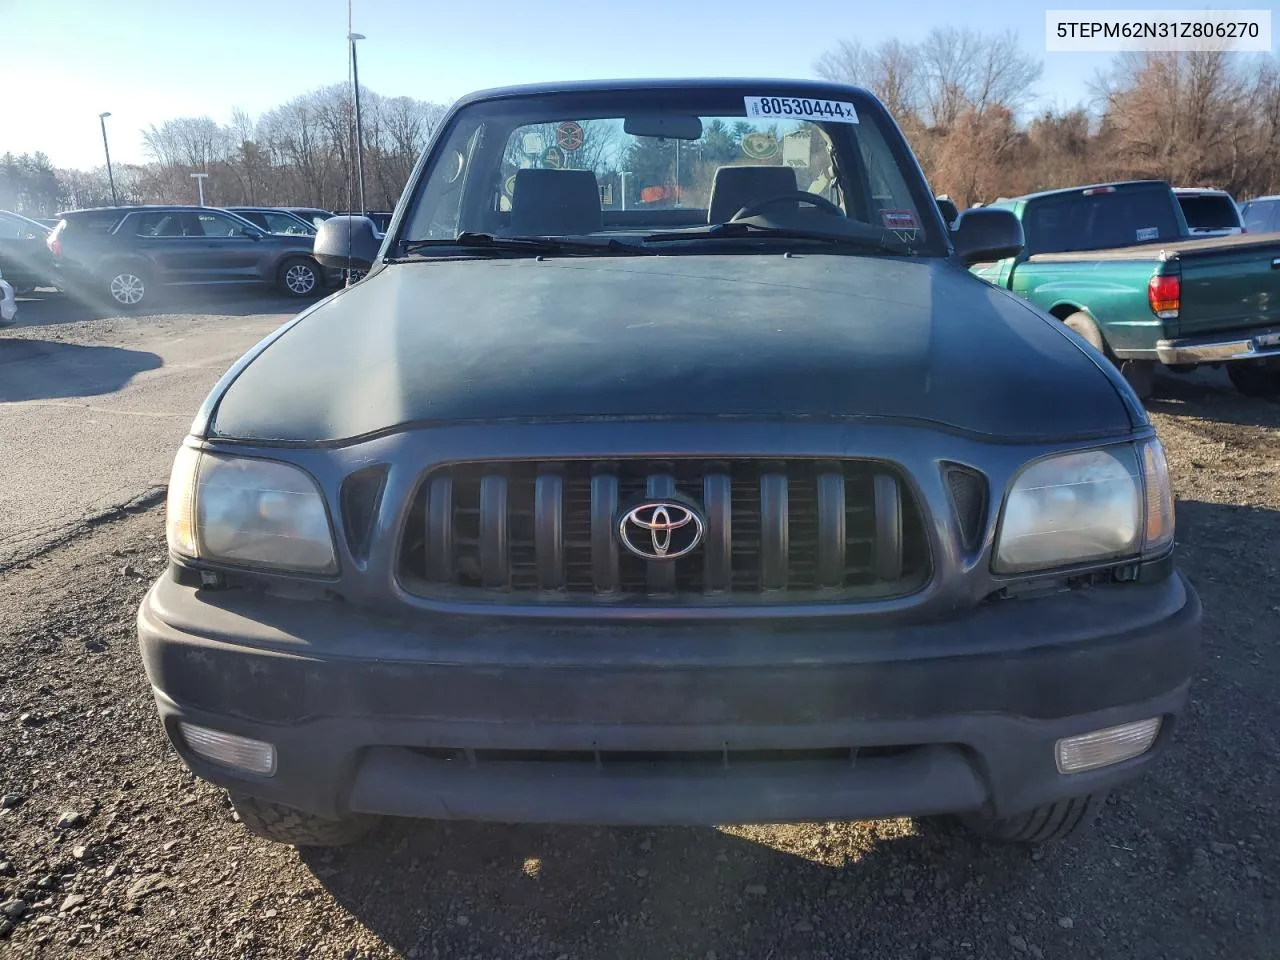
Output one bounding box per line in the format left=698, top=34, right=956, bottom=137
left=971, top=180, right=1280, bottom=398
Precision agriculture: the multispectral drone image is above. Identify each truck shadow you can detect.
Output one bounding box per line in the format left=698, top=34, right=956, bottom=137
left=1150, top=368, right=1280, bottom=429
left=297, top=815, right=1041, bottom=958
left=0, top=338, right=162, bottom=402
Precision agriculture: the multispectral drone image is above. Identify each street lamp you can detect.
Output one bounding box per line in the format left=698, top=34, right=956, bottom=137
left=190, top=172, right=209, bottom=206
left=348, top=32, right=367, bottom=215
left=98, top=112, right=118, bottom=206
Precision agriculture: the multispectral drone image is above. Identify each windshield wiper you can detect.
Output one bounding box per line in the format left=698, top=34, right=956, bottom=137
left=397, top=232, right=648, bottom=258
left=643, top=221, right=911, bottom=255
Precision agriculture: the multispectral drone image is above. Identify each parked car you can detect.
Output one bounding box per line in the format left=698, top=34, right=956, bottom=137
left=973, top=180, right=1280, bottom=398
left=283, top=207, right=337, bottom=230
left=137, top=78, right=1199, bottom=850
left=46, top=205, right=338, bottom=308
left=0, top=209, right=58, bottom=294
left=1239, top=195, right=1280, bottom=234
left=1172, top=187, right=1245, bottom=237
left=0, top=274, right=16, bottom=324
left=335, top=210, right=394, bottom=233
left=225, top=206, right=317, bottom=236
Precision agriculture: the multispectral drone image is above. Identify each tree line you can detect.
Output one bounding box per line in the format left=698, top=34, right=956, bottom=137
left=0, top=85, right=446, bottom=216
left=4, top=31, right=1280, bottom=217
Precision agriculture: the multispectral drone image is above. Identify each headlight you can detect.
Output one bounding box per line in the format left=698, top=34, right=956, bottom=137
left=994, top=439, right=1175, bottom=574
left=166, top=446, right=338, bottom=575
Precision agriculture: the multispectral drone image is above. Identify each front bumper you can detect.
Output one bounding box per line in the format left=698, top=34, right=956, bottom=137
left=1156, top=325, right=1280, bottom=365
left=137, top=572, right=1201, bottom=826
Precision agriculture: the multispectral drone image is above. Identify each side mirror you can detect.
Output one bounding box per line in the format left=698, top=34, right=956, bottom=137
left=313, top=215, right=381, bottom=271
left=952, top=208, right=1024, bottom=266
left=241, top=228, right=263, bottom=240
left=935, top=197, right=959, bottom=228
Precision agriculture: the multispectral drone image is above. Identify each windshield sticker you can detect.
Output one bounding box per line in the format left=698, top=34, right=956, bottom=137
left=880, top=209, right=918, bottom=230
left=556, top=121, right=585, bottom=152
left=1136, top=226, right=1159, bottom=241
left=744, top=96, right=859, bottom=124
left=521, top=132, right=543, bottom=155
left=542, top=146, right=565, bottom=169
left=504, top=174, right=518, bottom=196
left=741, top=132, right=780, bottom=160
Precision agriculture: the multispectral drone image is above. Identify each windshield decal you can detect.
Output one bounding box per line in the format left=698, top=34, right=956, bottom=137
left=555, top=121, right=585, bottom=152
left=880, top=209, right=918, bottom=230
left=1136, top=227, right=1159, bottom=241
left=744, top=96, right=859, bottom=124
left=741, top=132, right=780, bottom=160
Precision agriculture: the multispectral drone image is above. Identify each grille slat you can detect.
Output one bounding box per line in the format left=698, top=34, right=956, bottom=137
left=534, top=471, right=564, bottom=590
left=479, top=474, right=509, bottom=588
left=590, top=473, right=620, bottom=595
left=815, top=468, right=846, bottom=587
left=404, top=459, right=929, bottom=606
left=759, top=471, right=789, bottom=591
left=702, top=472, right=732, bottom=593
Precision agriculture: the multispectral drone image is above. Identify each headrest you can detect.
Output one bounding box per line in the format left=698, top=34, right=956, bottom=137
left=707, top=165, right=798, bottom=223
left=510, top=169, right=603, bottom=236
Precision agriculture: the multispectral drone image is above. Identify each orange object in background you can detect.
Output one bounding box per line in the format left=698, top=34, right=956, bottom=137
left=640, top=185, right=668, bottom=203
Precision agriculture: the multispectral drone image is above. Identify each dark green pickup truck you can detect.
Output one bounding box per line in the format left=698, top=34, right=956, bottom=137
left=971, top=180, right=1280, bottom=398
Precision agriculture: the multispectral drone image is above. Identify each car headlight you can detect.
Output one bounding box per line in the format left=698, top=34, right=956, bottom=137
left=994, top=439, right=1173, bottom=574
left=166, top=446, right=338, bottom=575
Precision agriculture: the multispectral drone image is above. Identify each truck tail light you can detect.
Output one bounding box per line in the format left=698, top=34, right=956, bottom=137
left=47, top=222, right=64, bottom=258
left=1148, top=274, right=1180, bottom=319
left=1082, top=186, right=1116, bottom=196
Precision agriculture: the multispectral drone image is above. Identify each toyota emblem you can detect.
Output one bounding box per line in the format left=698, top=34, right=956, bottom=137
left=617, top=501, right=705, bottom=561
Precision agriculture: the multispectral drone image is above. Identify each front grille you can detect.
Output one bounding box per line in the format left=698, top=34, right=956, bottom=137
left=399, top=459, right=930, bottom=605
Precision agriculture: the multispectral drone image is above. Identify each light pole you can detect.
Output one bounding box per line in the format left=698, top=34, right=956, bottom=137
left=98, top=112, right=118, bottom=206
left=190, top=172, right=209, bottom=206
left=348, top=32, right=367, bottom=215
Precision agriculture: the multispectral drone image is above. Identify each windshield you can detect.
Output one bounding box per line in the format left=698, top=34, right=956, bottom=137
left=399, top=87, right=941, bottom=256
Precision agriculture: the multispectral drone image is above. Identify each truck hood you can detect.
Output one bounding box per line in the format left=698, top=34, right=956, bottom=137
left=209, top=254, right=1134, bottom=443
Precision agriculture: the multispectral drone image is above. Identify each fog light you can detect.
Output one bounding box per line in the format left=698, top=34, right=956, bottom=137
left=179, top=722, right=277, bottom=777
left=1056, top=718, right=1161, bottom=773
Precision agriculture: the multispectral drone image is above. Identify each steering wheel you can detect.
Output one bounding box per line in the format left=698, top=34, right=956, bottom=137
left=730, top=191, right=845, bottom=221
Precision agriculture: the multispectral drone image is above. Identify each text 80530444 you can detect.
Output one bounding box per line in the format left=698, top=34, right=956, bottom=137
left=743, top=96, right=860, bottom=124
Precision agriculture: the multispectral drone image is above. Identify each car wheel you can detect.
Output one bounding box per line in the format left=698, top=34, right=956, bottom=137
left=1061, top=310, right=1107, bottom=354
left=1227, top=360, right=1280, bottom=398
left=279, top=258, right=321, bottom=297
left=958, top=792, right=1108, bottom=844
left=105, top=267, right=149, bottom=309
left=228, top=792, right=378, bottom=847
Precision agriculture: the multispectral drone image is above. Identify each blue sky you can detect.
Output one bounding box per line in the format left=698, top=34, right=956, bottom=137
left=6, top=0, right=1263, bottom=168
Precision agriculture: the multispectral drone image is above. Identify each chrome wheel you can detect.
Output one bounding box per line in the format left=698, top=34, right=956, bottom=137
left=284, top=263, right=317, bottom=295
left=109, top=273, right=145, bottom=305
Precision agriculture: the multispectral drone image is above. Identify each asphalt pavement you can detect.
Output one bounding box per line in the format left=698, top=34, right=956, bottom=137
left=0, top=290, right=303, bottom=569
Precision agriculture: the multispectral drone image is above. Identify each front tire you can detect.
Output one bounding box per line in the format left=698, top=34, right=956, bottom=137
left=1227, top=360, right=1280, bottom=398
left=959, top=792, right=1108, bottom=844
left=229, top=792, right=377, bottom=847
left=278, top=257, right=321, bottom=298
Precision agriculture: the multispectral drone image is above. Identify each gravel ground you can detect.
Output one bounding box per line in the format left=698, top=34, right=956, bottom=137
left=0, top=372, right=1277, bottom=960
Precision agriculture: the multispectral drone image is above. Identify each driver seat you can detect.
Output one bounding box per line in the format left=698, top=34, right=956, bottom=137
left=707, top=165, right=797, bottom=224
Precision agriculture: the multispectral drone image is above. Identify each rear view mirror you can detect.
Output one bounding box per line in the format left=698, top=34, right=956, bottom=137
left=313, top=215, right=382, bottom=271
left=952, top=208, right=1024, bottom=266
left=623, top=115, right=703, bottom=140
